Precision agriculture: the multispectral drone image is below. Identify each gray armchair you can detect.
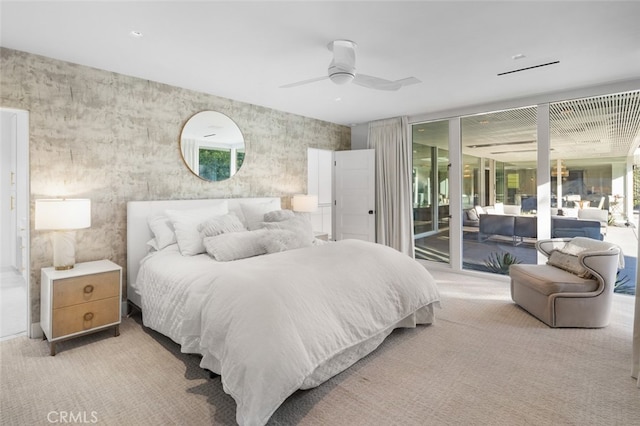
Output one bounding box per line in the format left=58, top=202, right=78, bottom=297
left=509, top=237, right=622, bottom=328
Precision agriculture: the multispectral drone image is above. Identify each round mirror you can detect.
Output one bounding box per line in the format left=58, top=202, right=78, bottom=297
left=180, top=111, right=245, bottom=181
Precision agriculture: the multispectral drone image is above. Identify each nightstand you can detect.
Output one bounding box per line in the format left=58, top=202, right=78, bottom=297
left=41, top=260, right=122, bottom=356
left=314, top=232, right=329, bottom=241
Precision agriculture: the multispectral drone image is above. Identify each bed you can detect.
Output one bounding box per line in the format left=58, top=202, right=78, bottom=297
left=127, top=197, right=440, bottom=426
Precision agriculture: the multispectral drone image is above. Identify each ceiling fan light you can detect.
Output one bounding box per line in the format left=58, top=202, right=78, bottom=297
left=329, top=72, right=355, bottom=85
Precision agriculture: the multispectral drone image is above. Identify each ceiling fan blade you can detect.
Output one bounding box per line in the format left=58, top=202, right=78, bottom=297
left=279, top=76, right=328, bottom=89
left=353, top=74, right=421, bottom=91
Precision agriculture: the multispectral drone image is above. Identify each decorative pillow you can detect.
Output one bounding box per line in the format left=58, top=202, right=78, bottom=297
left=547, top=250, right=592, bottom=278
left=146, top=238, right=159, bottom=252
left=166, top=202, right=229, bottom=256
left=259, top=215, right=314, bottom=247
left=198, top=212, right=246, bottom=237
left=474, top=205, right=485, bottom=215
left=203, top=229, right=269, bottom=261
left=240, top=199, right=282, bottom=230
left=262, top=229, right=310, bottom=253
left=148, top=215, right=177, bottom=250
left=493, top=202, right=505, bottom=215
left=466, top=209, right=479, bottom=221
left=263, top=209, right=295, bottom=223
left=559, top=241, right=588, bottom=256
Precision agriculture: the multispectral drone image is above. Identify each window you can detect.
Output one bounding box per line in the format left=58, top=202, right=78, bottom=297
left=199, top=148, right=244, bottom=181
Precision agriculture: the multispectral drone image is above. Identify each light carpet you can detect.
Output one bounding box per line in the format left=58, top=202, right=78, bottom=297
left=1, top=270, right=638, bottom=425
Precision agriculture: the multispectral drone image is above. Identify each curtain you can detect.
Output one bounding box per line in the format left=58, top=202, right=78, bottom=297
left=367, top=117, right=414, bottom=257
left=181, top=138, right=199, bottom=172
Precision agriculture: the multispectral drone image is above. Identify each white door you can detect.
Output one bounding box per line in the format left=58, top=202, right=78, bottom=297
left=333, top=149, right=375, bottom=241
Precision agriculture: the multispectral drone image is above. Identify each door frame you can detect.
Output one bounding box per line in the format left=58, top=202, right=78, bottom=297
left=1, top=107, right=30, bottom=337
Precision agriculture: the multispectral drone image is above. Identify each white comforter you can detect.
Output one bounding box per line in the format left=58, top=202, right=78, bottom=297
left=136, top=239, right=440, bottom=426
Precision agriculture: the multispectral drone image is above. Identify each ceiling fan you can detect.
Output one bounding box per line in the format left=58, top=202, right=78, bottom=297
left=280, top=40, right=421, bottom=91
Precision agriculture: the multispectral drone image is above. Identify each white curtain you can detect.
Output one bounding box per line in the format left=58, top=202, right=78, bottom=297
left=181, top=138, right=199, bottom=172
left=367, top=117, right=414, bottom=257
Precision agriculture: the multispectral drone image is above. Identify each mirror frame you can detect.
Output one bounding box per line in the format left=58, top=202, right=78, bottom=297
left=180, top=111, right=246, bottom=182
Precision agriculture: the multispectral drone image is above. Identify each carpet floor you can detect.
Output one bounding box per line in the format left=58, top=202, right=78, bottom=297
left=1, top=270, right=638, bottom=425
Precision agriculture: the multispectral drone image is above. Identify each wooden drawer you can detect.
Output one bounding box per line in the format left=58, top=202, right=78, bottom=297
left=52, top=296, right=120, bottom=338
left=53, top=271, right=120, bottom=309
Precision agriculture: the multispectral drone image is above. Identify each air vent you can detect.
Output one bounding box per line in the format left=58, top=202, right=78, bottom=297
left=498, top=61, right=560, bottom=76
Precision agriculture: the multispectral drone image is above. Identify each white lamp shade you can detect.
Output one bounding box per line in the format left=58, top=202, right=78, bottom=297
left=292, top=194, right=318, bottom=213
left=35, top=199, right=91, bottom=230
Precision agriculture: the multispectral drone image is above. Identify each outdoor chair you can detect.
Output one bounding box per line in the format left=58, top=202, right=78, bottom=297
left=509, top=237, right=623, bottom=328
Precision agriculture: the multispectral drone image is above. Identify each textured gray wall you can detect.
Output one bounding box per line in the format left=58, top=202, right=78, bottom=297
left=0, top=48, right=351, bottom=324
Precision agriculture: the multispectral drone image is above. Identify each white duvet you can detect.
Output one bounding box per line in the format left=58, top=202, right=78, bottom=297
left=135, top=239, right=440, bottom=426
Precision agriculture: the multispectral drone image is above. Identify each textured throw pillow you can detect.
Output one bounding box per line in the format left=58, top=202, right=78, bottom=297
left=148, top=215, right=177, bottom=250
left=240, top=199, right=282, bottom=230
left=263, top=209, right=295, bottom=223
left=259, top=215, right=314, bottom=247
left=547, top=250, right=592, bottom=278
left=262, top=229, right=310, bottom=253
left=203, top=229, right=269, bottom=261
left=198, top=212, right=246, bottom=237
left=474, top=205, right=485, bottom=215
left=166, top=202, right=229, bottom=256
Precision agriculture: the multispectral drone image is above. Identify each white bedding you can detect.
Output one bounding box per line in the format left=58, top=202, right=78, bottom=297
left=135, top=239, right=440, bottom=426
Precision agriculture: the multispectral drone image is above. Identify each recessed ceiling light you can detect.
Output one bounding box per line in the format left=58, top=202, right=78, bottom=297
left=512, top=53, right=525, bottom=60
left=335, top=97, right=342, bottom=102
left=130, top=30, right=143, bottom=38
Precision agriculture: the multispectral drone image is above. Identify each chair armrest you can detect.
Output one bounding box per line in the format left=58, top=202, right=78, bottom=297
left=580, top=249, right=620, bottom=288
left=536, top=238, right=571, bottom=258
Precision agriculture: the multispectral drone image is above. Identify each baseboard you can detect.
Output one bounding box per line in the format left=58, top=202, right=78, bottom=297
left=30, top=322, right=43, bottom=339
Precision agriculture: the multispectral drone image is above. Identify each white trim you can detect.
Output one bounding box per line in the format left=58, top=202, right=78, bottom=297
left=448, top=117, right=462, bottom=271
left=537, top=103, right=551, bottom=264
left=409, top=78, right=640, bottom=125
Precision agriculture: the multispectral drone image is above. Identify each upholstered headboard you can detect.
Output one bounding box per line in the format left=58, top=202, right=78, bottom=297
left=126, top=197, right=281, bottom=309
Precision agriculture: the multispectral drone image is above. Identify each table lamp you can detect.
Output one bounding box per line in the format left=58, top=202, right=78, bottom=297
left=35, top=198, right=91, bottom=270
left=292, top=194, right=318, bottom=213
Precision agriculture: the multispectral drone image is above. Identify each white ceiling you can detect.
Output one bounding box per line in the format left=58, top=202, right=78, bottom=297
left=1, top=1, right=639, bottom=127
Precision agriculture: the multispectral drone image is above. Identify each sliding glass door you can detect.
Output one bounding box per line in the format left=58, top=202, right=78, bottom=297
left=459, top=107, right=538, bottom=273
left=411, top=90, right=639, bottom=297
left=412, top=120, right=450, bottom=264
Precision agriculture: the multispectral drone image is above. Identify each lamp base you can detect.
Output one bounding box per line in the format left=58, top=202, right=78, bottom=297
left=52, top=231, right=77, bottom=270
left=54, top=265, right=75, bottom=271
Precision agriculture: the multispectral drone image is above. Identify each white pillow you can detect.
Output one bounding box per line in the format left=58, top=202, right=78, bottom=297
left=198, top=212, right=246, bottom=237
left=240, top=199, right=281, bottom=230
left=263, top=209, right=295, bottom=223
left=263, top=229, right=310, bottom=253
left=203, top=229, right=269, bottom=261
left=166, top=202, right=229, bottom=256
left=259, top=215, right=314, bottom=247
left=148, top=215, right=176, bottom=250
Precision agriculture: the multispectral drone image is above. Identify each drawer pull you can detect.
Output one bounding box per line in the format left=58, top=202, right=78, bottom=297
left=83, top=285, right=94, bottom=294
left=83, top=312, right=94, bottom=321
